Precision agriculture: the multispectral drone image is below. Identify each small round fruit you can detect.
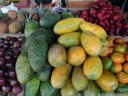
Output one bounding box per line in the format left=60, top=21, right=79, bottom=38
left=110, top=63, right=122, bottom=73
left=103, top=57, right=112, bottom=70
left=67, top=46, right=86, bottom=66
left=125, top=53, right=128, bottom=62
left=0, top=23, right=8, bottom=33
left=8, top=69, right=16, bottom=78
left=123, top=63, right=128, bottom=73
left=5, top=61, right=14, bottom=69
left=4, top=54, right=12, bottom=61
left=114, top=44, right=126, bottom=53
left=2, top=84, right=12, bottom=93
left=7, top=10, right=17, bottom=19
left=0, top=69, right=5, bottom=76
left=0, top=77, right=6, bottom=85
left=111, top=53, right=125, bottom=64
left=10, top=78, right=19, bottom=86
left=0, top=57, right=5, bottom=66
left=12, top=85, right=22, bottom=94
left=0, top=49, right=4, bottom=56
left=114, top=38, right=124, bottom=44
left=116, top=71, right=128, bottom=84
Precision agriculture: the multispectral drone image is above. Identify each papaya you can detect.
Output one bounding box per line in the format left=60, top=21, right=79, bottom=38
left=80, top=21, right=107, bottom=40
left=54, top=18, right=84, bottom=35
left=58, top=32, right=81, bottom=48
left=72, top=66, right=88, bottom=91
left=61, top=78, right=78, bottom=96
left=96, top=70, right=118, bottom=92
left=83, top=56, right=103, bottom=80
left=48, top=44, right=67, bottom=67
left=67, top=46, right=86, bottom=66
left=83, top=80, right=100, bottom=96
left=81, top=32, right=102, bottom=56
left=51, top=63, right=72, bottom=89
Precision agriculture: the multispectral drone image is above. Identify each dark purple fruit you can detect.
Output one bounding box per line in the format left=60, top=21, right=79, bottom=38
left=0, top=42, right=4, bottom=48
left=0, top=49, right=4, bottom=56
left=13, top=41, right=21, bottom=48
left=10, top=78, right=18, bottom=86
left=3, top=44, right=9, bottom=49
left=4, top=40, right=9, bottom=44
left=13, top=53, right=19, bottom=59
left=8, top=69, right=16, bottom=78
left=12, top=85, right=22, bottom=94
left=0, top=77, right=6, bottom=85
left=0, top=57, right=5, bottom=66
left=4, top=54, right=12, bottom=61
left=2, top=84, right=12, bottom=93
left=5, top=62, right=14, bottom=69
left=0, top=69, right=5, bottom=76
left=0, top=38, right=4, bottom=43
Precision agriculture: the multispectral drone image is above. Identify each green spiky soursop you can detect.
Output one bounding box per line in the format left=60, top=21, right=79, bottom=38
left=25, top=77, right=40, bottom=96
left=23, top=28, right=57, bottom=51
left=24, top=20, right=39, bottom=38
left=37, top=63, right=52, bottom=81
left=28, top=39, right=48, bottom=72
left=40, top=81, right=58, bottom=96
left=40, top=13, right=60, bottom=28
left=16, top=54, right=32, bottom=84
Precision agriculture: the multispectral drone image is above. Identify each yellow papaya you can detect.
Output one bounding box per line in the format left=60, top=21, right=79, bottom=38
left=83, top=56, right=103, bottom=80
left=81, top=32, right=102, bottom=56
left=51, top=63, right=72, bottom=89
left=54, top=18, right=84, bottom=35
left=80, top=21, right=107, bottom=40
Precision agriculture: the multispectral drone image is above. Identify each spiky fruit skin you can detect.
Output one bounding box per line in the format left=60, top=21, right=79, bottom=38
left=17, top=13, right=25, bottom=22
left=9, top=20, right=22, bottom=33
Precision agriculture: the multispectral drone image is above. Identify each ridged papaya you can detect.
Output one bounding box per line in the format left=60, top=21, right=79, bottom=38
left=80, top=21, right=107, bottom=40
left=83, top=56, right=103, bottom=80
left=51, top=63, right=72, bottom=89
left=54, top=18, right=84, bottom=35
left=58, top=32, right=81, bottom=48
left=96, top=70, right=118, bottom=92
left=81, top=32, right=102, bottom=56
left=48, top=44, right=67, bottom=67
left=67, top=46, right=86, bottom=66
left=72, top=66, right=88, bottom=91
left=61, top=78, right=78, bottom=96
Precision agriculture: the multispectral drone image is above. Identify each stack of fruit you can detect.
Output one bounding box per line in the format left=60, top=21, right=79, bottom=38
left=0, top=36, right=24, bottom=95
left=80, top=0, right=128, bottom=36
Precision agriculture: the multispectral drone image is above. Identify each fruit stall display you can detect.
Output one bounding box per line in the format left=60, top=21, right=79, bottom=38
left=0, top=0, right=127, bottom=96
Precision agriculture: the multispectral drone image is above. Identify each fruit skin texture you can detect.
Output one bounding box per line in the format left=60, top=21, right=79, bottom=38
left=103, top=57, right=112, bottom=70
left=60, top=13, right=74, bottom=20
left=24, top=20, right=39, bottom=38
left=116, top=84, right=128, bottom=93
left=16, top=54, right=32, bottom=84
left=37, top=63, right=52, bottom=81
left=83, top=80, right=100, bottom=96
left=114, top=44, right=126, bottom=53
left=25, top=77, right=40, bottom=96
left=83, top=56, right=103, bottom=80
left=7, top=10, right=17, bottom=19
left=72, top=66, right=88, bottom=91
left=54, top=18, right=84, bottom=35
left=81, top=32, right=102, bottom=56
left=96, top=70, right=118, bottom=92
left=48, top=44, right=67, bottom=67
left=40, top=13, right=60, bottom=28
left=110, top=63, right=122, bottom=73
left=9, top=20, right=22, bottom=33
left=80, top=21, right=107, bottom=40
left=40, top=81, right=58, bottom=96
left=67, top=46, right=86, bottom=66
left=123, top=63, right=128, bottom=73
left=58, top=32, right=81, bottom=48
left=51, top=63, right=72, bottom=89
left=61, top=78, right=78, bottom=96
left=116, top=71, right=128, bottom=84
left=28, top=39, right=48, bottom=72
left=111, top=53, right=125, bottom=64
left=0, top=23, right=8, bottom=33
